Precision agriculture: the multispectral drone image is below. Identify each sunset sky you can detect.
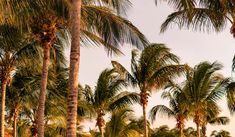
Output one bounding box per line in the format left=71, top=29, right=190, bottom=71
left=78, top=0, right=235, bottom=135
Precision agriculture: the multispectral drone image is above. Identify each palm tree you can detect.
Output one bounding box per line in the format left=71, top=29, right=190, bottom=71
left=150, top=89, right=188, bottom=137
left=211, top=130, right=232, bottom=137
left=0, top=24, right=41, bottom=137
left=201, top=111, right=229, bottom=136
left=150, top=125, right=175, bottom=137
left=112, top=43, right=187, bottom=137
left=104, top=108, right=142, bottom=137
left=78, top=68, right=140, bottom=137
left=158, top=0, right=233, bottom=34
left=176, top=61, right=229, bottom=137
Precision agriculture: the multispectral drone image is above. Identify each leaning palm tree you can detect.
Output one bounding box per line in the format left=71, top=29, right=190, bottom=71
left=177, top=61, right=229, bottom=137
left=150, top=89, right=188, bottom=137
left=79, top=68, right=140, bottom=137
left=112, top=43, right=187, bottom=137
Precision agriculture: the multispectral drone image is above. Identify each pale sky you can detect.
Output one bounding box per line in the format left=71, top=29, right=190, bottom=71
left=78, top=0, right=235, bottom=136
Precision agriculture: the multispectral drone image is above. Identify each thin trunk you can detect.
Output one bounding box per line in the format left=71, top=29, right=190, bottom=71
left=66, top=0, right=81, bottom=136
left=202, top=125, right=206, bottom=137
left=97, top=113, right=105, bottom=137
left=196, top=123, right=200, bottom=137
left=13, top=107, right=19, bottom=137
left=37, top=44, right=51, bottom=137
left=177, top=115, right=185, bottom=137
left=98, top=125, right=104, bottom=137
left=141, top=91, right=148, bottom=137
left=0, top=80, right=7, bottom=137
left=143, top=102, right=148, bottom=137
left=179, top=122, right=184, bottom=137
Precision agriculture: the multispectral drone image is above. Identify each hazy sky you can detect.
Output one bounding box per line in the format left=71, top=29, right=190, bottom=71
left=78, top=0, right=235, bottom=135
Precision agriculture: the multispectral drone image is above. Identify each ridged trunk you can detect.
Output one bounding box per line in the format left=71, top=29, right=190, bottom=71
left=98, top=124, right=104, bottom=137
left=177, top=116, right=185, bottom=137
left=37, top=44, right=51, bottom=137
left=13, top=107, right=19, bottom=137
left=141, top=91, right=148, bottom=137
left=97, top=112, right=105, bottom=137
left=196, top=123, right=200, bottom=137
left=0, top=80, right=7, bottom=137
left=66, top=0, right=81, bottom=136
left=202, top=125, right=206, bottom=137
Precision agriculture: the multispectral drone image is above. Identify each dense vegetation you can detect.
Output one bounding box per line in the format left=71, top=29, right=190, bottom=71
left=0, top=0, right=234, bottom=137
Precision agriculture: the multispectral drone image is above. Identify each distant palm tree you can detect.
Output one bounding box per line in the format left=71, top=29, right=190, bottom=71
left=79, top=69, right=140, bottom=137
left=177, top=61, right=229, bottom=137
left=105, top=108, right=142, bottom=137
left=112, top=43, right=187, bottom=137
left=150, top=88, right=188, bottom=137
left=211, top=130, right=232, bottom=137
left=201, top=111, right=229, bottom=136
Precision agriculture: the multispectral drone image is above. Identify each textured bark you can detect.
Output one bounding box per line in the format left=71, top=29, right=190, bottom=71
left=202, top=125, right=206, bottom=137
left=142, top=103, right=148, bottom=137
left=66, top=0, right=81, bottom=136
left=37, top=44, right=51, bottom=137
left=140, top=91, right=149, bottom=137
left=0, top=80, right=7, bottom=137
left=196, top=123, right=200, bottom=137
left=96, top=112, right=105, bottom=137
left=178, top=116, right=185, bottom=137
left=13, top=107, right=19, bottom=137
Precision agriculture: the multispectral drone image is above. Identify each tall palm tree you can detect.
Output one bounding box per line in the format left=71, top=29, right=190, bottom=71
left=150, top=89, right=188, bottom=137
left=176, top=61, right=229, bottom=137
left=78, top=68, right=140, bottom=137
left=112, top=43, right=187, bottom=137
left=0, top=25, right=40, bottom=137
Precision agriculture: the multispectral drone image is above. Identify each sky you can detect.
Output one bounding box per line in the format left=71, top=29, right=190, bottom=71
left=78, top=0, right=235, bottom=136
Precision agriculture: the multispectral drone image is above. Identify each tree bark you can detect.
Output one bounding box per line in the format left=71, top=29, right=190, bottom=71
left=0, top=80, right=7, bottom=137
left=202, top=125, right=206, bottom=137
left=13, top=107, right=19, bottom=137
left=66, top=0, right=81, bottom=136
left=141, top=91, right=148, bottom=137
left=196, top=123, right=200, bottom=137
left=178, top=116, right=185, bottom=137
left=37, top=44, right=51, bottom=137
left=97, top=113, right=105, bottom=137
left=143, top=103, right=148, bottom=137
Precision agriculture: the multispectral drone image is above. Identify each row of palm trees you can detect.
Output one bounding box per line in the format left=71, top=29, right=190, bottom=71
left=0, top=0, right=148, bottom=137
left=0, top=0, right=235, bottom=137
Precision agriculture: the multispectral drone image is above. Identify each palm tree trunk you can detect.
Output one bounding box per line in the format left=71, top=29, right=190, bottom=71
left=178, top=116, right=185, bottom=137
left=141, top=91, right=148, bottom=137
left=143, top=103, right=148, bottom=137
left=0, top=79, right=7, bottom=137
left=179, top=123, right=184, bottom=137
left=97, top=113, right=105, bottom=137
left=13, top=107, right=19, bottom=137
left=98, top=125, right=104, bottom=137
left=196, top=123, right=200, bottom=137
left=66, top=0, right=81, bottom=136
left=37, top=44, right=51, bottom=137
left=202, top=125, right=206, bottom=137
